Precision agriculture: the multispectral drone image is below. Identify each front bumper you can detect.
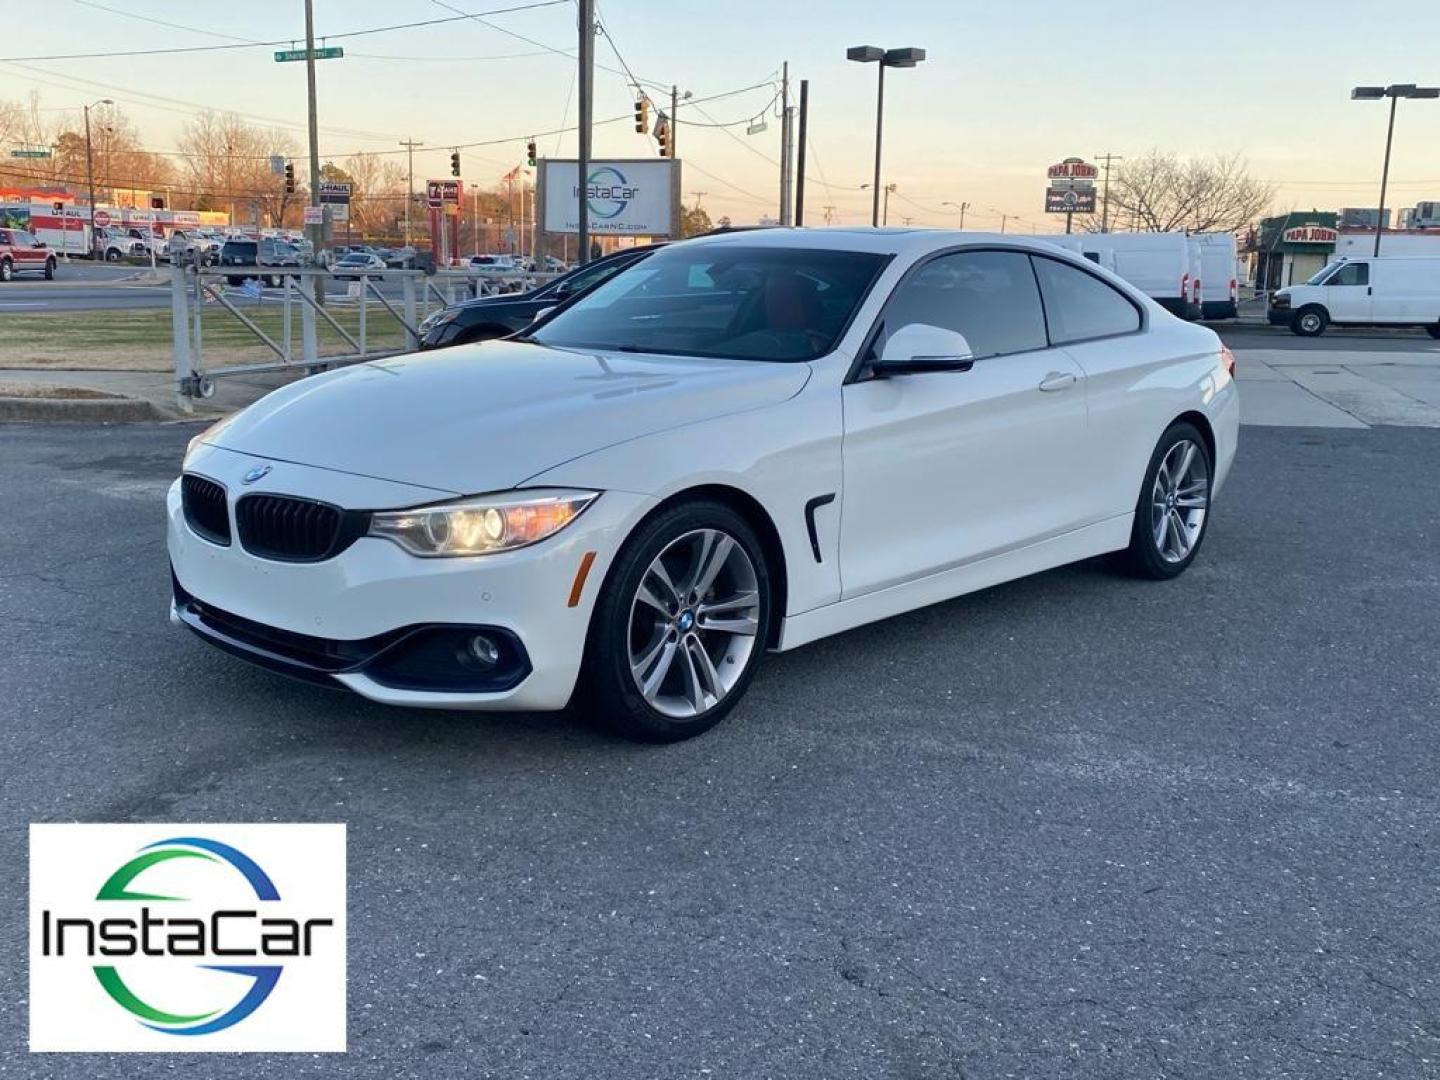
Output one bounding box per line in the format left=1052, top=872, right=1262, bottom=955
left=1266, top=308, right=1292, bottom=326
left=167, top=446, right=654, bottom=710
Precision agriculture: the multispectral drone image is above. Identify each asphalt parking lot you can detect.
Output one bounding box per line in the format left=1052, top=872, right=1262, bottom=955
left=2, top=419, right=1438, bottom=1079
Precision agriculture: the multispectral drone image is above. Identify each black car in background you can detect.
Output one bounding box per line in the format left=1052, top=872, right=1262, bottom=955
left=219, top=238, right=302, bottom=286
left=417, top=245, right=661, bottom=349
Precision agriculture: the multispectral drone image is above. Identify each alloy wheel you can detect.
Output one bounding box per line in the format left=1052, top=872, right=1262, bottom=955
left=627, top=528, right=761, bottom=719
left=1151, top=439, right=1209, bottom=564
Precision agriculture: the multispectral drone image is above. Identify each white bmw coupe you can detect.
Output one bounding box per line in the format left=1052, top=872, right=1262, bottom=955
left=169, top=228, right=1238, bottom=741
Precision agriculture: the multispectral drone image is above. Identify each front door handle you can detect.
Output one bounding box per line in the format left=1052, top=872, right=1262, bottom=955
left=1038, top=371, right=1077, bottom=392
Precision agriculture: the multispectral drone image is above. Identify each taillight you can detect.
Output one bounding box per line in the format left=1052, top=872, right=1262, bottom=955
left=1181, top=273, right=1189, bottom=300
left=1229, top=278, right=1238, bottom=302
left=1193, top=277, right=1202, bottom=301
left=1221, top=345, right=1236, bottom=377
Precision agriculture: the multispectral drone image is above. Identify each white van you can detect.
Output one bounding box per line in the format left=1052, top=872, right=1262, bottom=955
left=1268, top=256, right=1440, bottom=337
left=1078, top=233, right=1199, bottom=320
left=1193, top=233, right=1238, bottom=319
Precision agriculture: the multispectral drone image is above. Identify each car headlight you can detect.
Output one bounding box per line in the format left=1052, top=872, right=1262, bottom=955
left=419, top=308, right=460, bottom=335
left=367, top=489, right=599, bottom=557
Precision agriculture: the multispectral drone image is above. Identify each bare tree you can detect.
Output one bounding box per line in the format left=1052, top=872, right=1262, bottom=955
left=1083, top=150, right=1275, bottom=234
left=177, top=111, right=297, bottom=226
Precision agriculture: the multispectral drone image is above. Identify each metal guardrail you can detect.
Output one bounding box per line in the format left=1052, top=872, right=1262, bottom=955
left=169, top=263, right=562, bottom=404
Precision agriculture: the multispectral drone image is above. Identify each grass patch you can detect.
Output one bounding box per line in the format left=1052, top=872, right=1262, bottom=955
left=0, top=297, right=413, bottom=371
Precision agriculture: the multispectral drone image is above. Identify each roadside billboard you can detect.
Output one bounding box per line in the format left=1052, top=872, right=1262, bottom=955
left=539, top=159, right=680, bottom=237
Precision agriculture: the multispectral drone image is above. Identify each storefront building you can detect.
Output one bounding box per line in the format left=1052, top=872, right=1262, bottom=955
left=1250, top=212, right=1338, bottom=290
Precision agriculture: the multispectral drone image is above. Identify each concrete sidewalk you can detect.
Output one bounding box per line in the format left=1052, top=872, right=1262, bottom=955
left=1235, top=346, right=1440, bottom=428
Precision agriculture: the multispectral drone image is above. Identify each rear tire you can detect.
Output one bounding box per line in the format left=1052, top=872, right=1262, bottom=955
left=1426, top=324, right=1440, bottom=340
left=0, top=259, right=11, bottom=282
left=1292, top=306, right=1328, bottom=337
left=579, top=500, right=772, bottom=743
left=1118, top=422, right=1214, bottom=581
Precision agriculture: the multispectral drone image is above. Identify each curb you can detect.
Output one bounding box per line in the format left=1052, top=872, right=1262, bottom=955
left=0, top=395, right=165, bottom=423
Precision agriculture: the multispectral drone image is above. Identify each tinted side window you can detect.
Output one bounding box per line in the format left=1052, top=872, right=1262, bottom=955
left=1331, top=262, right=1368, bottom=286
left=882, top=250, right=1047, bottom=360
left=1032, top=256, right=1142, bottom=344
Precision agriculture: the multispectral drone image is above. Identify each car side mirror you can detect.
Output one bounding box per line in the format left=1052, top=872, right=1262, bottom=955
left=870, top=323, right=975, bottom=377
left=531, top=306, right=556, bottom=323
left=33, top=240, right=46, bottom=248
left=553, top=282, right=573, bottom=299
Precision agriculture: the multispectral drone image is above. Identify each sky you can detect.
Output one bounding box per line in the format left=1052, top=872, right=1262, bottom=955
left=3, top=0, right=1440, bottom=232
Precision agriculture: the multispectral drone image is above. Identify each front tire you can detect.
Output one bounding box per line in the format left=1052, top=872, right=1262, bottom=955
left=43, top=257, right=55, bottom=280
left=580, top=500, right=771, bottom=742
left=1426, top=324, right=1440, bottom=340
left=105, top=248, right=120, bottom=262
left=1119, top=422, right=1213, bottom=580
left=1292, top=305, right=1328, bottom=337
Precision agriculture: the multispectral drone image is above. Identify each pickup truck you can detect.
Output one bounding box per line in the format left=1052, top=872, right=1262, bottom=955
left=0, top=227, right=57, bottom=281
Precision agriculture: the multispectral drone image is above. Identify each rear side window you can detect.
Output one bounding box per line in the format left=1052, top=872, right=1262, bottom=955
left=1031, top=256, right=1142, bottom=344
left=882, top=250, right=1047, bottom=360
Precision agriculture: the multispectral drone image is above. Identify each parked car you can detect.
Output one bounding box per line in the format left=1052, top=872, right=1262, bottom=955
left=332, top=252, right=387, bottom=279
left=0, top=227, right=56, bottom=280
left=219, top=237, right=302, bottom=286
left=1053, top=232, right=1201, bottom=320
left=468, top=254, right=520, bottom=272
left=169, top=229, right=220, bottom=265
left=419, top=245, right=661, bottom=348
left=1269, top=256, right=1440, bottom=337
left=1194, top=233, right=1239, bottom=320
left=94, top=227, right=143, bottom=262
left=383, top=246, right=418, bottom=269
left=170, top=230, right=1238, bottom=741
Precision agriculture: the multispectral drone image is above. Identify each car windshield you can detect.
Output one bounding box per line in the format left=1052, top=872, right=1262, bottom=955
left=1305, top=264, right=1338, bottom=286
left=529, top=246, right=888, bottom=362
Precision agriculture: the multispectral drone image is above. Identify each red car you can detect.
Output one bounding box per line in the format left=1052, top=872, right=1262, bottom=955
left=0, top=226, right=57, bottom=281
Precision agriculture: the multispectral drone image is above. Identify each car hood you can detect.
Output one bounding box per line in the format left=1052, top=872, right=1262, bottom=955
left=205, top=341, right=812, bottom=495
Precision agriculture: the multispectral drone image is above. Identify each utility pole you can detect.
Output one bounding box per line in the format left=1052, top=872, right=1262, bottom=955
left=303, top=0, right=323, bottom=265
left=795, top=79, right=809, bottom=226
left=399, top=139, right=423, bottom=248
left=1096, top=152, right=1123, bottom=233
left=576, top=0, right=594, bottom=263
left=779, top=62, right=792, bottom=226
left=671, top=84, right=679, bottom=158
left=83, top=104, right=98, bottom=258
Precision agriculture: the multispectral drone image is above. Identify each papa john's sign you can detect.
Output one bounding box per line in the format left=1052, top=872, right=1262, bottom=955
left=1282, top=225, right=1338, bottom=245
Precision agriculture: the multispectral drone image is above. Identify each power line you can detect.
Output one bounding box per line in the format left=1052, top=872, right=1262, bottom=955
left=0, top=0, right=571, bottom=62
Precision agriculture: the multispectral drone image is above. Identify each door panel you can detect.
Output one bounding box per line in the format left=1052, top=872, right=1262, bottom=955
left=1323, top=261, right=1372, bottom=322
left=839, top=348, right=1088, bottom=598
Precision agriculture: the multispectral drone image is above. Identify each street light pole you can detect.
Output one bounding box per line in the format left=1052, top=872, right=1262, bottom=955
left=1352, top=83, right=1439, bottom=257
left=82, top=99, right=111, bottom=260
left=1375, top=94, right=1398, bottom=257
left=871, top=62, right=884, bottom=227
left=943, top=200, right=969, bottom=228
left=576, top=0, right=594, bottom=263
left=847, top=45, right=925, bottom=229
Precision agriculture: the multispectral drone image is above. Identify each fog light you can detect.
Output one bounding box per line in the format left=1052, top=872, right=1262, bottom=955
left=465, top=634, right=500, bottom=668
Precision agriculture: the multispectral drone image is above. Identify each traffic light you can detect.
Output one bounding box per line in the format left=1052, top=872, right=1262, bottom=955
left=634, top=97, right=648, bottom=134
left=526, top=140, right=537, bottom=167
left=657, top=117, right=671, bottom=158
left=450, top=151, right=461, bottom=177
left=283, top=162, right=295, bottom=194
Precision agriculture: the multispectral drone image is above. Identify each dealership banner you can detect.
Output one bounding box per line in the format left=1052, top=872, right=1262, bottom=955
left=539, top=159, right=680, bottom=237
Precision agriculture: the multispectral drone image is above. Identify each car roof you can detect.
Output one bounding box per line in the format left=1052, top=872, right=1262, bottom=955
left=672, top=227, right=1069, bottom=258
